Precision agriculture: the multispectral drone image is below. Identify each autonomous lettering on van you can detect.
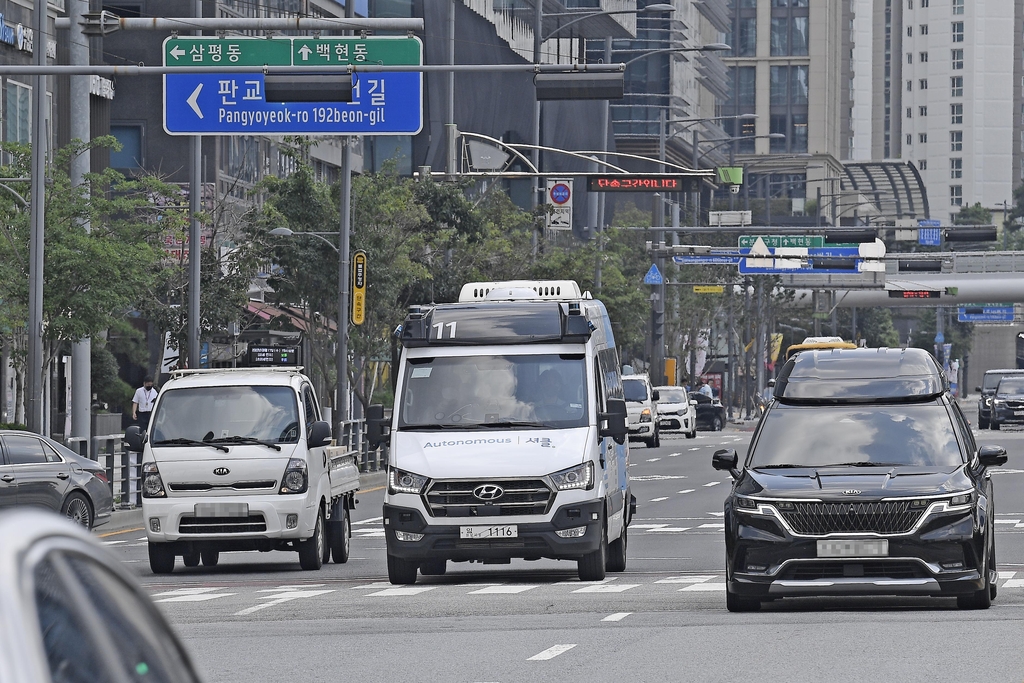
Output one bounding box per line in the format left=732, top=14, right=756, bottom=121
left=423, top=438, right=513, bottom=448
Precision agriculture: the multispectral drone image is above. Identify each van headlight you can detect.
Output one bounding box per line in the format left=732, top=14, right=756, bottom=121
left=280, top=458, right=308, bottom=494
left=550, top=462, right=594, bottom=491
left=142, top=462, right=166, bottom=498
left=388, top=468, right=429, bottom=495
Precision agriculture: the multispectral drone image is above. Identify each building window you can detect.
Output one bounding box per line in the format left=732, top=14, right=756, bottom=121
left=921, top=0, right=929, bottom=5
left=5, top=80, right=31, bottom=144
left=951, top=48, right=963, bottom=70
left=951, top=103, right=963, bottom=124
left=919, top=24, right=929, bottom=35
left=907, top=26, right=913, bottom=37
left=951, top=76, right=963, bottom=97
left=919, top=106, right=928, bottom=116
left=768, top=64, right=808, bottom=153
left=951, top=130, right=963, bottom=151
left=919, top=133, right=928, bottom=143
left=952, top=0, right=963, bottom=14
left=733, top=17, right=757, bottom=56
left=908, top=0, right=912, bottom=7
left=907, top=107, right=913, bottom=118
left=907, top=134, right=913, bottom=145
left=950, top=158, right=963, bottom=179
left=770, top=16, right=809, bottom=56
left=950, top=185, right=963, bottom=206
left=110, top=124, right=143, bottom=169
left=952, top=21, right=964, bottom=42
left=920, top=51, right=929, bottom=62
left=919, top=159, right=928, bottom=170
left=907, top=52, right=913, bottom=64
left=907, top=80, right=913, bottom=91
left=919, top=79, right=928, bottom=89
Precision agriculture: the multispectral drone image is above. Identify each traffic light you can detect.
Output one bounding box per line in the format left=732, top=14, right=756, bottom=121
left=653, top=309, right=665, bottom=341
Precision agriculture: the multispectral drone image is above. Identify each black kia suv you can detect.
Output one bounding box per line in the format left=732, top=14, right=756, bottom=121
left=715, top=347, right=1008, bottom=612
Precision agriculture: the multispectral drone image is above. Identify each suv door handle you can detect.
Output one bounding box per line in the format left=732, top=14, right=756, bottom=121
left=1, top=475, right=14, bottom=483
left=56, top=472, right=69, bottom=480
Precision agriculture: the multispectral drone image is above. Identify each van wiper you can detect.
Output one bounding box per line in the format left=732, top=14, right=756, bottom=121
left=479, top=420, right=548, bottom=429
left=753, top=464, right=812, bottom=469
left=207, top=436, right=282, bottom=451
left=399, top=423, right=474, bottom=431
left=151, top=438, right=229, bottom=453
left=821, top=461, right=903, bottom=467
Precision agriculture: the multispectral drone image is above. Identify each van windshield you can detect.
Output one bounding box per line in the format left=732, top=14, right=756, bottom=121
left=398, top=354, right=588, bottom=430
left=151, top=386, right=300, bottom=444
left=622, top=379, right=648, bottom=402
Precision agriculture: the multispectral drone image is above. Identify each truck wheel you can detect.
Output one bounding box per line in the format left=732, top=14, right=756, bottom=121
left=712, top=416, right=724, bottom=431
left=978, top=417, right=990, bottom=430
left=329, top=505, right=351, bottom=564
left=182, top=551, right=200, bottom=568
left=201, top=550, right=219, bottom=567
left=577, top=523, right=608, bottom=582
left=148, top=542, right=176, bottom=575
left=420, top=559, right=447, bottom=576
left=387, top=553, right=418, bottom=585
left=992, top=422, right=1001, bottom=431
left=298, top=509, right=325, bottom=571
left=606, top=523, right=627, bottom=573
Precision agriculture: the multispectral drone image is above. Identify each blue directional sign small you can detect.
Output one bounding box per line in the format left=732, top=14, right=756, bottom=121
left=918, top=227, right=942, bottom=246
left=643, top=263, right=664, bottom=285
left=957, top=304, right=1015, bottom=323
left=738, top=246, right=864, bottom=274
left=673, top=255, right=742, bottom=266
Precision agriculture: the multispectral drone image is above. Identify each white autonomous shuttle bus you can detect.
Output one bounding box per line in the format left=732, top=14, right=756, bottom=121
left=367, top=280, right=634, bottom=584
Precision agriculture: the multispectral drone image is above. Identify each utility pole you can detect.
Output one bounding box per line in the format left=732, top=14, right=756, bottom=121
left=593, top=36, right=611, bottom=294
left=188, top=0, right=202, bottom=370
left=336, top=0, right=356, bottom=437
left=26, top=0, right=47, bottom=433
left=531, top=1, right=543, bottom=254
left=69, top=0, right=91, bottom=446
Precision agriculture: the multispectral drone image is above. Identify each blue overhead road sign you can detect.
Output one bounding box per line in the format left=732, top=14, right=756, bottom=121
left=673, top=255, right=742, bottom=265
left=958, top=305, right=1015, bottom=323
left=738, top=246, right=866, bottom=274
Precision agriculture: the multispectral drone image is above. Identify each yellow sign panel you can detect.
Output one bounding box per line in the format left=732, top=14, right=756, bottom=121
left=693, top=285, right=724, bottom=294
left=351, top=250, right=367, bottom=326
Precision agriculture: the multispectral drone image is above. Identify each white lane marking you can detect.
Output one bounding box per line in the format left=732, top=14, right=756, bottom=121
left=650, top=497, right=669, bottom=502
left=1002, top=579, right=1024, bottom=589
left=556, top=577, right=616, bottom=585
left=708, top=511, right=725, bottom=517
left=528, top=644, right=577, bottom=661
left=647, top=527, right=691, bottom=532
left=573, top=583, right=640, bottom=594
left=630, top=524, right=669, bottom=530
left=677, top=489, right=695, bottom=494
left=469, top=585, right=538, bottom=594
left=153, top=588, right=223, bottom=598
left=995, top=519, right=1021, bottom=524
left=366, top=586, right=438, bottom=597
left=602, top=612, right=632, bottom=622
left=137, top=537, right=148, bottom=541
left=668, top=452, right=681, bottom=457
left=352, top=516, right=384, bottom=525
left=156, top=591, right=236, bottom=603
left=258, top=584, right=326, bottom=591
left=688, top=448, right=701, bottom=451
left=647, top=458, right=662, bottom=462
left=1014, top=523, right=1024, bottom=529
left=102, top=540, right=127, bottom=546
left=353, top=530, right=386, bottom=537
left=999, top=571, right=1017, bottom=580
left=679, top=583, right=727, bottom=592
left=656, top=576, right=716, bottom=584
left=350, top=582, right=392, bottom=590
left=698, top=523, right=725, bottom=529
left=630, top=475, right=687, bottom=481
left=234, top=588, right=335, bottom=616
left=703, top=481, right=722, bottom=487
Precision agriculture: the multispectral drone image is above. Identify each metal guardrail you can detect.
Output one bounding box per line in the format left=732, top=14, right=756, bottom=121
left=336, top=419, right=389, bottom=473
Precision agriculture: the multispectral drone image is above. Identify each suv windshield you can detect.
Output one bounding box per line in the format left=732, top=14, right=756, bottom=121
left=151, top=386, right=300, bottom=444
left=622, top=379, right=648, bottom=402
left=985, top=372, right=1022, bottom=391
left=658, top=388, right=687, bottom=403
left=997, top=378, right=1024, bottom=395
left=750, top=402, right=964, bottom=468
left=398, top=353, right=588, bottom=429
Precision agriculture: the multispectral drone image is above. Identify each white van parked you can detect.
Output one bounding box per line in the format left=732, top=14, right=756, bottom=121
left=367, top=280, right=634, bottom=584
left=125, top=368, right=359, bottom=574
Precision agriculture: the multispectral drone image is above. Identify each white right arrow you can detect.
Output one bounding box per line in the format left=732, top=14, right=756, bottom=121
left=186, top=83, right=203, bottom=119
left=170, top=45, right=186, bottom=60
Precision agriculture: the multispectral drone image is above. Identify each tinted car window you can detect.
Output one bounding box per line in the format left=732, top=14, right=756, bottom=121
left=622, top=379, right=648, bottom=402
left=6, top=435, right=49, bottom=464
left=689, top=392, right=711, bottom=404
left=997, top=378, right=1024, bottom=395
left=750, top=401, right=964, bottom=468
left=302, top=387, right=318, bottom=432
left=984, top=372, right=1022, bottom=390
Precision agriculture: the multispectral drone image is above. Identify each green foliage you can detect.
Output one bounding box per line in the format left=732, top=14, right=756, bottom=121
left=908, top=309, right=972, bottom=360
left=953, top=202, right=992, bottom=226
left=91, top=340, right=133, bottom=410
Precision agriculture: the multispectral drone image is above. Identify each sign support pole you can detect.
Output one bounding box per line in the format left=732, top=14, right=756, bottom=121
left=337, top=0, right=355, bottom=438
left=188, top=0, right=202, bottom=370
left=26, top=0, right=46, bottom=433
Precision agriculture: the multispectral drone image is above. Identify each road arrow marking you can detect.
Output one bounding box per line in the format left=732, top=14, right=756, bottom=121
left=187, top=83, right=204, bottom=119
left=298, top=44, right=312, bottom=61
left=170, top=45, right=186, bottom=60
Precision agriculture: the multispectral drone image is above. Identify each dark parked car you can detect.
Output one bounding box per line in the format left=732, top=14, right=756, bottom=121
left=715, top=347, right=1007, bottom=612
left=0, top=509, right=202, bottom=683
left=990, top=375, right=1024, bottom=430
left=0, top=430, right=113, bottom=529
left=689, top=391, right=726, bottom=431
left=977, top=368, right=1024, bottom=429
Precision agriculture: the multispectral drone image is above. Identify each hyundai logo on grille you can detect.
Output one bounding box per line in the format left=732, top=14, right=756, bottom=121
left=843, top=489, right=861, bottom=495
left=473, top=484, right=504, bottom=501
left=213, top=467, right=230, bottom=476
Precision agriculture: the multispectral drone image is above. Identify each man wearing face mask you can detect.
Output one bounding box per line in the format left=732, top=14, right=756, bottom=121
left=131, top=376, right=158, bottom=431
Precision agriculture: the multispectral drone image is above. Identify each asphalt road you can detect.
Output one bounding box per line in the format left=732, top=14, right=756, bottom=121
left=102, top=415, right=1024, bottom=683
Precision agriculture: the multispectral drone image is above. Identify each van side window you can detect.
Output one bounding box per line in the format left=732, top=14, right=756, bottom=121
left=594, top=358, right=606, bottom=413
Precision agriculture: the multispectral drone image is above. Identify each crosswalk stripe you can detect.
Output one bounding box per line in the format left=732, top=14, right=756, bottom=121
left=703, top=481, right=722, bottom=487
left=573, top=583, right=640, bottom=594
left=528, top=644, right=576, bottom=661
left=602, top=612, right=632, bottom=622
left=469, top=585, right=538, bottom=594
left=366, top=586, right=438, bottom=597
left=679, top=583, right=726, bottom=592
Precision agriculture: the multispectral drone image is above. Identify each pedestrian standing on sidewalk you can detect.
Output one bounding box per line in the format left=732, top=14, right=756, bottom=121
left=131, top=377, right=158, bottom=431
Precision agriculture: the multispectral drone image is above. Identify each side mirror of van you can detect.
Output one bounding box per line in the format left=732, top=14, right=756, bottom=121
left=975, top=386, right=982, bottom=392
left=978, top=444, right=1008, bottom=468
left=651, top=389, right=660, bottom=402
left=308, top=420, right=332, bottom=448
left=599, top=398, right=628, bottom=445
left=712, top=448, right=739, bottom=472
left=366, top=404, right=390, bottom=448
left=124, top=426, right=145, bottom=453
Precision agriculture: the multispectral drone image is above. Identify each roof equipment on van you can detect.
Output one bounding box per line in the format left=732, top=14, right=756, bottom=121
left=458, top=280, right=585, bottom=303
left=773, top=347, right=947, bottom=404
left=169, top=367, right=305, bottom=379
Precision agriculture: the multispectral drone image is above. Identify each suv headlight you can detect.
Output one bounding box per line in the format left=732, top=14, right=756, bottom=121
left=984, top=397, right=992, bottom=406
left=388, top=468, right=429, bottom=495
left=550, top=462, right=594, bottom=491
left=142, top=462, right=166, bottom=498
left=949, top=491, right=975, bottom=507
left=280, top=458, right=308, bottom=494
left=639, top=408, right=652, bottom=423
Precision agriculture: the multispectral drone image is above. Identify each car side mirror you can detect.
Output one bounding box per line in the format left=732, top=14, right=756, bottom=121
left=307, top=420, right=332, bottom=448
left=975, top=386, right=982, bottom=392
left=651, top=389, right=660, bottom=402
left=978, top=444, right=1008, bottom=468
left=124, top=425, right=145, bottom=453
left=366, top=404, right=390, bottom=448
left=712, top=448, right=739, bottom=473
left=689, top=399, right=698, bottom=406
left=599, top=398, right=628, bottom=445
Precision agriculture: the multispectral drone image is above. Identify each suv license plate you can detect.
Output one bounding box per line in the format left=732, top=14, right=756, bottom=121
left=816, top=539, right=888, bottom=558
left=195, top=503, right=249, bottom=518
left=1014, top=410, right=1024, bottom=416
left=459, top=525, right=518, bottom=539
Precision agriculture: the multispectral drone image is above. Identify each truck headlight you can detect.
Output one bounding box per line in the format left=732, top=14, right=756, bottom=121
left=280, top=458, right=308, bottom=494
left=639, top=408, right=652, bottom=423
left=142, top=462, right=166, bottom=498
left=388, top=468, right=429, bottom=495
left=550, top=462, right=594, bottom=491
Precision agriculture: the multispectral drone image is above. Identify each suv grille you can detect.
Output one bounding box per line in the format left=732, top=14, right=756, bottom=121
left=178, top=514, right=267, bottom=534
left=780, top=501, right=924, bottom=535
left=424, top=479, right=553, bottom=517
left=784, top=561, right=926, bottom=581
left=1003, top=399, right=1024, bottom=409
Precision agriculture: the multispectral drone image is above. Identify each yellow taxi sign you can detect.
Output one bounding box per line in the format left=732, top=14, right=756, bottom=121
left=351, top=250, right=367, bottom=326
left=693, top=285, right=724, bottom=294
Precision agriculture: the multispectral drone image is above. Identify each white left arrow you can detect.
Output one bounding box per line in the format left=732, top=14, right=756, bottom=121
left=187, top=83, right=204, bottom=119
left=170, top=45, right=186, bottom=60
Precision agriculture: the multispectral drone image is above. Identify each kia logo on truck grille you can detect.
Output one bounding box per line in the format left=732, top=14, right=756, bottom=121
left=213, top=467, right=230, bottom=476
left=473, top=484, right=504, bottom=501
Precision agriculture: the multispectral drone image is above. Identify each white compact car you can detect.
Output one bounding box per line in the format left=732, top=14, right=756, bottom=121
left=622, top=374, right=660, bottom=448
left=654, top=385, right=697, bottom=439
left=126, top=368, right=359, bottom=574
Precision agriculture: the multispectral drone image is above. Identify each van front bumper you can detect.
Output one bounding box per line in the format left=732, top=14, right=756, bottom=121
left=384, top=500, right=604, bottom=562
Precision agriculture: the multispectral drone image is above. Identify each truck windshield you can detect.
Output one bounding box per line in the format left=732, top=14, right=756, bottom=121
left=398, top=354, right=588, bottom=430
left=985, top=373, right=1021, bottom=391
left=997, top=378, right=1024, bottom=395
left=622, top=379, right=648, bottom=402
left=749, top=402, right=963, bottom=468
left=150, top=386, right=301, bottom=444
